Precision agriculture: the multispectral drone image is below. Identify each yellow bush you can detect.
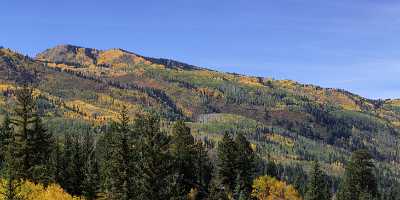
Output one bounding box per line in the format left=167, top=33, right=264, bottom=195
left=0, top=180, right=83, bottom=200
left=252, top=176, right=302, bottom=200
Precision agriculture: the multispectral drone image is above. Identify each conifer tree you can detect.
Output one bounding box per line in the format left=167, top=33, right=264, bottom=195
left=59, top=133, right=86, bottom=196
left=51, top=136, right=63, bottom=186
left=337, top=149, right=378, bottom=200
left=11, top=85, right=36, bottom=180
left=216, top=132, right=238, bottom=194
left=0, top=114, right=12, bottom=170
left=59, top=132, right=74, bottom=193
left=29, top=114, right=54, bottom=185
left=1, top=130, right=23, bottom=200
left=102, top=107, right=138, bottom=200
left=82, top=131, right=100, bottom=200
left=234, top=132, right=255, bottom=199
left=304, top=161, right=330, bottom=200
left=135, top=113, right=174, bottom=200
left=192, top=141, right=213, bottom=198
left=9, top=84, right=54, bottom=184
left=170, top=120, right=196, bottom=198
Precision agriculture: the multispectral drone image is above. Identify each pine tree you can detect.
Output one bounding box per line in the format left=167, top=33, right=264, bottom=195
left=192, top=141, right=212, bottom=199
left=216, top=132, right=238, bottom=194
left=51, top=136, right=63, bottom=186
left=102, top=107, right=138, bottom=200
left=135, top=113, right=174, bottom=200
left=59, top=132, right=74, bottom=193
left=337, top=149, right=378, bottom=200
left=0, top=114, right=12, bottom=170
left=170, top=120, right=196, bottom=198
left=234, top=132, right=255, bottom=199
left=60, top=133, right=86, bottom=196
left=9, top=85, right=53, bottom=184
left=11, top=85, right=36, bottom=180
left=82, top=131, right=101, bottom=200
left=1, top=131, right=23, bottom=200
left=29, top=114, right=54, bottom=185
left=304, top=161, right=330, bottom=200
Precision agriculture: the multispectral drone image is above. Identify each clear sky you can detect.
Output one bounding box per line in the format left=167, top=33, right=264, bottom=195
left=1, top=0, right=399, bottom=99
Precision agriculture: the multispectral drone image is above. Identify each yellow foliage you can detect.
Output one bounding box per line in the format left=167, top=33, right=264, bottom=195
left=238, top=76, right=263, bottom=87
left=252, top=176, right=302, bottom=200
left=97, top=49, right=151, bottom=68
left=276, top=80, right=298, bottom=90
left=0, top=83, right=13, bottom=92
left=0, top=180, right=83, bottom=200
left=250, top=143, right=257, bottom=151
left=266, top=133, right=294, bottom=147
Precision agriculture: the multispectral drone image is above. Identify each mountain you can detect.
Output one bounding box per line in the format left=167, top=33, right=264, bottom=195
left=1, top=44, right=399, bottom=183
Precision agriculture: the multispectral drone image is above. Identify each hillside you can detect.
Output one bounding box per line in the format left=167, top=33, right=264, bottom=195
left=1, top=44, right=400, bottom=188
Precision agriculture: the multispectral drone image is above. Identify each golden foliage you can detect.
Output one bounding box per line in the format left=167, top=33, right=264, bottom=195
left=97, top=49, right=151, bottom=68
left=0, top=180, right=83, bottom=200
left=0, top=83, right=13, bottom=92
left=238, top=76, right=263, bottom=87
left=266, top=133, right=295, bottom=147
left=252, top=176, right=302, bottom=200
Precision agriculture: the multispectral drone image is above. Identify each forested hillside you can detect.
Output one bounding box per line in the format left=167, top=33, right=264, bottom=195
left=0, top=45, right=399, bottom=199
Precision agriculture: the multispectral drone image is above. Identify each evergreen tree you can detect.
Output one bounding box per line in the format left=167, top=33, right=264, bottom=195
left=1, top=130, right=23, bottom=200
left=192, top=141, right=213, bottom=199
left=51, top=136, right=63, bottom=186
left=59, top=133, right=85, bottom=196
left=11, top=85, right=36, bottom=180
left=170, top=120, right=197, bottom=198
left=0, top=114, right=12, bottom=170
left=59, top=132, right=74, bottom=193
left=233, top=133, right=255, bottom=199
left=9, top=85, right=53, bottom=184
left=82, top=131, right=101, bottom=200
left=102, top=107, right=138, bottom=200
left=29, top=114, right=54, bottom=185
left=337, top=149, right=378, bottom=200
left=135, top=113, right=174, bottom=200
left=304, top=161, right=330, bottom=200
left=216, top=132, right=238, bottom=194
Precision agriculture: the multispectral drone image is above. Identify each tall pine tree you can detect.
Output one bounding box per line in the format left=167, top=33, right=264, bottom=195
left=0, top=124, right=23, bottom=200
left=304, top=161, right=330, bottom=200
left=136, top=113, right=174, bottom=200
left=216, top=132, right=238, bottom=195
left=337, top=149, right=378, bottom=200
left=233, top=132, right=256, bottom=199
left=10, top=84, right=53, bottom=184
left=102, top=106, right=138, bottom=200
left=170, top=120, right=197, bottom=199
left=0, top=114, right=12, bottom=170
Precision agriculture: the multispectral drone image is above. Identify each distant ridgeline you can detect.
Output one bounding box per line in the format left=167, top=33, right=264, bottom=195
left=0, top=45, right=399, bottom=199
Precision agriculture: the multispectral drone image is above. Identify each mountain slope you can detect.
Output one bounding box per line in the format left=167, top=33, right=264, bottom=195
left=1, top=45, right=399, bottom=181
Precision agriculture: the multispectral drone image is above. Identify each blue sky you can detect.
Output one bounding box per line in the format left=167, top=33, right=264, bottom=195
left=1, top=0, right=399, bottom=99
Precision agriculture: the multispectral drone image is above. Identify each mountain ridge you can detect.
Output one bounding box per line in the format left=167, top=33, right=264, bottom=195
left=36, top=44, right=397, bottom=102
left=36, top=44, right=206, bottom=71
